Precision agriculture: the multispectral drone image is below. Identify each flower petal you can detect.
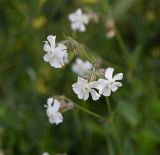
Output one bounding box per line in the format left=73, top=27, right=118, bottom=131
left=72, top=85, right=81, bottom=95
left=50, top=57, right=63, bottom=68
left=48, top=115, right=55, bottom=124
left=53, top=99, right=61, bottom=112
left=85, top=61, right=92, bottom=70
left=111, top=85, right=118, bottom=92
left=63, top=52, right=68, bottom=64
left=54, top=112, right=63, bottom=125
left=115, top=82, right=122, bottom=87
left=77, top=90, right=85, bottom=99
left=76, top=58, right=83, bottom=65
left=97, top=79, right=108, bottom=90
left=47, top=35, right=56, bottom=49
left=89, top=81, right=98, bottom=89
left=68, top=9, right=82, bottom=22
left=56, top=43, right=67, bottom=52
left=102, top=88, right=111, bottom=96
left=113, top=73, right=123, bottom=81
left=47, top=98, right=53, bottom=107
left=43, top=42, right=50, bottom=52
left=43, top=53, right=52, bottom=62
left=72, top=63, right=79, bottom=74
left=82, top=14, right=89, bottom=24
left=77, top=77, right=87, bottom=85
left=71, top=22, right=81, bottom=31
left=72, top=58, right=92, bottom=75
left=68, top=13, right=77, bottom=22
left=55, top=50, right=67, bottom=60
left=105, top=67, right=114, bottom=81
left=83, top=92, right=89, bottom=100
left=76, top=8, right=82, bottom=15
left=79, top=24, right=86, bottom=32
left=110, top=81, right=122, bottom=92
left=90, top=89, right=100, bottom=100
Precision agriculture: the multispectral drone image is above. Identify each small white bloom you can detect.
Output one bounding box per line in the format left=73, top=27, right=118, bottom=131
left=42, top=152, right=49, bottom=155
left=72, top=77, right=100, bottom=101
left=72, top=58, right=92, bottom=76
left=106, top=18, right=116, bottom=39
left=68, top=8, right=89, bottom=32
left=97, top=67, right=123, bottom=96
left=45, top=98, right=63, bottom=125
left=43, top=35, right=68, bottom=68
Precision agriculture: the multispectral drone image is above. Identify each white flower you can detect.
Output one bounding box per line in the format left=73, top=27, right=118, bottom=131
left=72, top=58, right=92, bottom=76
left=68, top=8, right=89, bottom=32
left=43, top=35, right=68, bottom=68
left=45, top=98, right=63, bottom=125
left=97, top=67, right=123, bottom=96
left=72, top=77, right=100, bottom=101
left=42, top=152, right=49, bottom=155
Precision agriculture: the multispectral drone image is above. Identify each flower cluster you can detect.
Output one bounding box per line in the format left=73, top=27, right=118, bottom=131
left=42, top=8, right=123, bottom=126
left=97, top=67, right=123, bottom=96
left=72, top=67, right=123, bottom=100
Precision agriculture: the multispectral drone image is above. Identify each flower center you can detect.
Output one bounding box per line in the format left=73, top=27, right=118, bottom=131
left=84, top=84, right=90, bottom=92
left=78, top=16, right=84, bottom=23
left=49, top=50, right=55, bottom=57
left=108, top=80, right=114, bottom=88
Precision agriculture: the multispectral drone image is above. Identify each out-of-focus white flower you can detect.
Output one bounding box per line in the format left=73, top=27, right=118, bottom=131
left=97, top=67, right=123, bottom=96
left=72, top=77, right=100, bottom=100
left=42, top=152, right=50, bottom=155
left=72, top=58, right=92, bottom=76
left=45, top=98, right=63, bottom=125
left=43, top=35, right=68, bottom=68
left=68, top=8, right=89, bottom=32
left=106, top=18, right=116, bottom=39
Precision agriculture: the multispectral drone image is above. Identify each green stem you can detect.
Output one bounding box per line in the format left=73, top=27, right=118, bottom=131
left=64, top=96, right=107, bottom=121
left=105, top=97, right=123, bottom=155
left=74, top=103, right=106, bottom=121
left=72, top=31, right=77, bottom=40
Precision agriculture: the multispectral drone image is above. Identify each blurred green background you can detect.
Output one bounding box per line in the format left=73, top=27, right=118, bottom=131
left=0, top=0, right=160, bottom=155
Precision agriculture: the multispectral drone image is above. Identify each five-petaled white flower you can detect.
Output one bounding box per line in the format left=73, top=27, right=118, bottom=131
left=97, top=67, right=123, bottom=96
left=72, top=58, right=92, bottom=76
left=68, top=8, right=89, bottom=32
left=72, top=77, right=100, bottom=101
left=45, top=98, right=63, bottom=125
left=43, top=35, right=68, bottom=68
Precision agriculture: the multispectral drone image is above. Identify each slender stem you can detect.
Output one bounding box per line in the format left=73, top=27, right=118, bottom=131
left=72, top=31, right=77, bottom=40
left=64, top=96, right=107, bottom=121
left=105, top=97, right=123, bottom=155
left=74, top=103, right=106, bottom=121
